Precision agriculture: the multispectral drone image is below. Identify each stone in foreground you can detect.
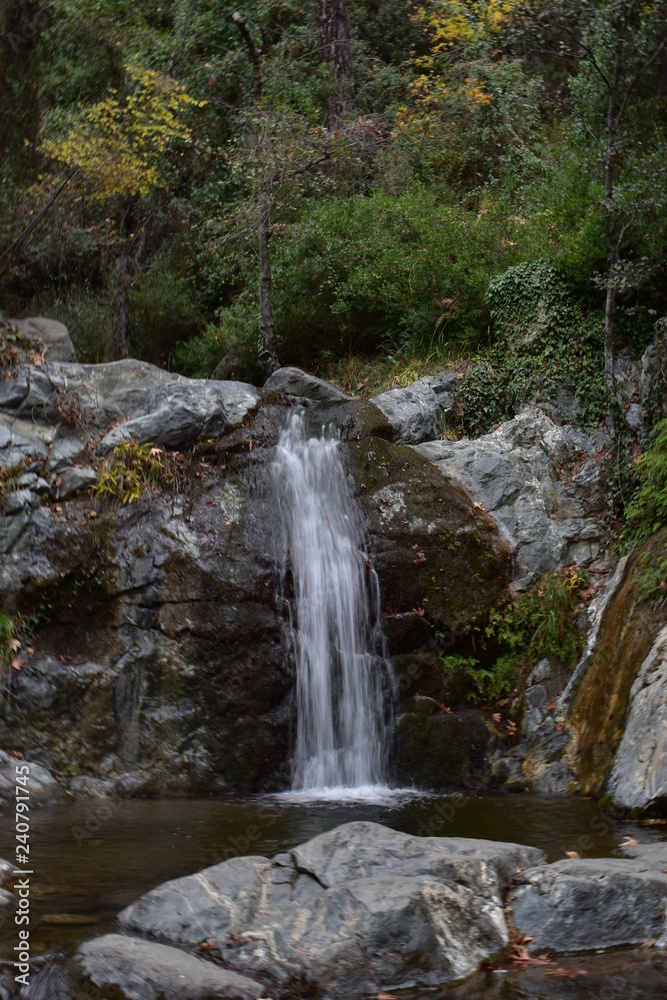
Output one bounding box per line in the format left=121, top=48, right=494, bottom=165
left=511, top=856, right=667, bottom=953
left=78, top=934, right=264, bottom=1000
left=117, top=822, right=544, bottom=998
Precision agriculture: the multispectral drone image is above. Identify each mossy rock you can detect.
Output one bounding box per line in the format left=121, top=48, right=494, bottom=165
left=393, top=698, right=492, bottom=789
left=568, top=528, right=667, bottom=795
left=346, top=433, right=511, bottom=648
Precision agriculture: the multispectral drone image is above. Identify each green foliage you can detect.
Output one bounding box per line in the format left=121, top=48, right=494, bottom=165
left=449, top=570, right=587, bottom=704
left=634, top=551, right=667, bottom=609
left=623, top=420, right=667, bottom=542
left=457, top=260, right=607, bottom=435
left=93, top=439, right=162, bottom=504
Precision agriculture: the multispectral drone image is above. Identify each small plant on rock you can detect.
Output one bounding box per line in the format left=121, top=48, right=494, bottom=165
left=93, top=439, right=162, bottom=505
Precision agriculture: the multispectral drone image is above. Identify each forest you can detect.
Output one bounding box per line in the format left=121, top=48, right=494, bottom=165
left=1, top=0, right=667, bottom=523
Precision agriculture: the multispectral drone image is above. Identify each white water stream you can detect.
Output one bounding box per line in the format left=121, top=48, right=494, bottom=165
left=273, top=411, right=397, bottom=797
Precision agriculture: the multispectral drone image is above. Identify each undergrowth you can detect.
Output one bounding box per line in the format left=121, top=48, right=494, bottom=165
left=442, top=569, right=587, bottom=704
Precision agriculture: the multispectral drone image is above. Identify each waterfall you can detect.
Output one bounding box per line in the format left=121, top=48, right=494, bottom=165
left=273, top=411, right=396, bottom=795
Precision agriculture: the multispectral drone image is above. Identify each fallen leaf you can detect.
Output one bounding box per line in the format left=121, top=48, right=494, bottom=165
left=54, top=504, right=63, bottom=515
left=545, top=969, right=588, bottom=979
left=9, top=638, right=21, bottom=652
left=492, top=712, right=502, bottom=724
left=620, top=835, right=638, bottom=848
left=88, top=510, right=97, bottom=519
left=565, top=851, right=580, bottom=859
left=473, top=501, right=485, bottom=510
left=412, top=607, right=425, bottom=617
left=640, top=938, right=657, bottom=949
left=377, top=993, right=398, bottom=1000
left=11, top=656, right=25, bottom=671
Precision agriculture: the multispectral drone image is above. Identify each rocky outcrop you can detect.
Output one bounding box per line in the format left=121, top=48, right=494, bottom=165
left=371, top=370, right=458, bottom=444
left=415, top=407, right=609, bottom=587
left=88, top=822, right=543, bottom=999
left=264, top=365, right=349, bottom=401
left=607, top=625, right=667, bottom=813
left=0, top=398, right=292, bottom=796
left=512, top=853, right=667, bottom=954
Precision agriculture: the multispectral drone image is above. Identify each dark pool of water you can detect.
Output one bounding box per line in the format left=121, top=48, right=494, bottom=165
left=0, top=793, right=664, bottom=997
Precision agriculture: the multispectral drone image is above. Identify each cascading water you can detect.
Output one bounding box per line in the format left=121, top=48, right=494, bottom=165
left=273, top=411, right=396, bottom=796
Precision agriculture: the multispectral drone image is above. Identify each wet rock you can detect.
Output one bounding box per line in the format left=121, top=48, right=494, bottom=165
left=9, top=316, right=77, bottom=363
left=265, top=366, right=348, bottom=401
left=371, top=371, right=458, bottom=444
left=78, top=934, right=264, bottom=1000
left=564, top=530, right=667, bottom=795
left=607, top=625, right=667, bottom=813
left=114, top=822, right=543, bottom=998
left=394, top=701, right=493, bottom=790
left=521, top=659, right=562, bottom=737
left=511, top=856, right=667, bottom=954
left=0, top=751, right=66, bottom=805
left=415, top=407, right=609, bottom=587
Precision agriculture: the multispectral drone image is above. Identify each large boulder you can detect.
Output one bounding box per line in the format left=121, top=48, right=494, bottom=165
left=511, top=855, right=667, bottom=954
left=112, top=822, right=543, bottom=998
left=8, top=316, right=77, bottom=362
left=416, top=406, right=609, bottom=587
left=264, top=366, right=349, bottom=402
left=607, top=624, right=667, bottom=812
left=371, top=370, right=458, bottom=444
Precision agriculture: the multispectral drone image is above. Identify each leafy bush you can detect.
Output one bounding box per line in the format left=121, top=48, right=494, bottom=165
left=623, top=419, right=667, bottom=542
left=446, top=570, right=587, bottom=704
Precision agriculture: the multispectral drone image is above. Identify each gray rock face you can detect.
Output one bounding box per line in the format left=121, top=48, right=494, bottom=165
left=511, top=856, right=667, bottom=954
left=0, top=750, right=67, bottom=805
left=371, top=371, right=458, bottom=444
left=116, top=822, right=543, bottom=998
left=607, top=625, right=667, bottom=812
left=0, top=355, right=259, bottom=465
left=415, top=407, right=609, bottom=586
left=265, top=366, right=348, bottom=402
left=78, top=934, right=264, bottom=1000
left=9, top=316, right=77, bottom=362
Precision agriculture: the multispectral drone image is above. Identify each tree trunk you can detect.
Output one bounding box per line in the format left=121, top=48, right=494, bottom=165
left=602, top=43, right=623, bottom=430
left=258, top=190, right=280, bottom=373
left=115, top=252, right=131, bottom=360
left=315, top=0, right=355, bottom=116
